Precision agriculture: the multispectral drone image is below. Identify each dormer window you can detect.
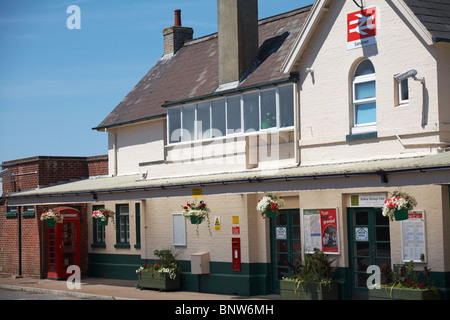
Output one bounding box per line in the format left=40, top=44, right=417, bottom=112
left=167, top=84, right=294, bottom=144
left=352, top=59, right=376, bottom=134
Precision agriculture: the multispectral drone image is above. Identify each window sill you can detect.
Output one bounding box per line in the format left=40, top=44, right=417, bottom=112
left=114, top=243, right=130, bottom=249
left=22, top=212, right=35, bottom=217
left=346, top=131, right=378, bottom=141
left=166, top=126, right=295, bottom=148
left=91, top=243, right=106, bottom=248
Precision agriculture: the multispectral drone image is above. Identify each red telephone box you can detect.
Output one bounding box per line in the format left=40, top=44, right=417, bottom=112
left=47, top=207, right=81, bottom=280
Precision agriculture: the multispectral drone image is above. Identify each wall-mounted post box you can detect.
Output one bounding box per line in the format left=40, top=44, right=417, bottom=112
left=232, top=238, right=241, bottom=271
left=191, top=252, right=210, bottom=274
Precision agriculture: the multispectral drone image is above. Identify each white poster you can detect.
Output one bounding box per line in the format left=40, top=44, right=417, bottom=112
left=401, top=211, right=426, bottom=262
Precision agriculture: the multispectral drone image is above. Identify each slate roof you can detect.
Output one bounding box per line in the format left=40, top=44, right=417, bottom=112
left=94, top=6, right=311, bottom=130
left=403, top=0, right=450, bottom=41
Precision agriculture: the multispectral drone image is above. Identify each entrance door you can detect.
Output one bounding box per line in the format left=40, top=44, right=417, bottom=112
left=347, top=208, right=391, bottom=299
left=47, top=207, right=80, bottom=280
left=270, top=209, right=301, bottom=294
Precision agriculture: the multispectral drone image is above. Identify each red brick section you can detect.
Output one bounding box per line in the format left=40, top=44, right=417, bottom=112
left=0, top=155, right=108, bottom=278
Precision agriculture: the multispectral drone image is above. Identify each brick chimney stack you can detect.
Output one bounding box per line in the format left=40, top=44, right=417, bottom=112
left=217, top=0, right=259, bottom=85
left=163, top=9, right=193, bottom=55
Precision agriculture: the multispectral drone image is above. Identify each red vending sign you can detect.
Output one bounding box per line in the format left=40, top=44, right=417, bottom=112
left=347, top=6, right=377, bottom=50
left=319, top=209, right=339, bottom=254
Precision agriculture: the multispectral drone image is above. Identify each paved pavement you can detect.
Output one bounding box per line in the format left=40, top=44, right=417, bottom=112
left=0, top=274, right=279, bottom=300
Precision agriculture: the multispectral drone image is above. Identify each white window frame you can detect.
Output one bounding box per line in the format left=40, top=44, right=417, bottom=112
left=352, top=61, right=377, bottom=134
left=397, top=78, right=409, bottom=105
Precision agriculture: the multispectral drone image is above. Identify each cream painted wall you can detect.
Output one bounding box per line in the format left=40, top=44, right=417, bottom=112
left=436, top=43, right=450, bottom=141
left=107, top=119, right=165, bottom=176
left=296, top=0, right=445, bottom=166
left=298, top=184, right=447, bottom=272
left=140, top=194, right=268, bottom=264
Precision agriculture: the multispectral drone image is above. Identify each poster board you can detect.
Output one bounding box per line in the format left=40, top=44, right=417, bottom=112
left=303, top=208, right=339, bottom=254
left=401, top=211, right=426, bottom=263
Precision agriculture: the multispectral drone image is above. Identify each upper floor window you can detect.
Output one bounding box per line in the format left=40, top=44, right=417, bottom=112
left=398, top=78, right=409, bottom=104
left=167, top=84, right=294, bottom=144
left=352, top=59, right=376, bottom=132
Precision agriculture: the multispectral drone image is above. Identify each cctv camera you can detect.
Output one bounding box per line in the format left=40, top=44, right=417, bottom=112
left=394, top=69, right=418, bottom=82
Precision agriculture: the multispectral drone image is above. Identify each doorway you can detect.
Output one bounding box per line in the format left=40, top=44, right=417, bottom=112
left=270, top=209, right=300, bottom=294
left=347, top=208, right=391, bottom=299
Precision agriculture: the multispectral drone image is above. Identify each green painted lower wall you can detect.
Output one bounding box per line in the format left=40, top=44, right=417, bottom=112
left=88, top=253, right=271, bottom=296
left=88, top=253, right=450, bottom=299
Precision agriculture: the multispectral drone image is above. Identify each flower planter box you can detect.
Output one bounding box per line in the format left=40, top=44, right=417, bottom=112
left=280, top=280, right=338, bottom=300
left=138, top=272, right=180, bottom=291
left=369, top=287, right=440, bottom=300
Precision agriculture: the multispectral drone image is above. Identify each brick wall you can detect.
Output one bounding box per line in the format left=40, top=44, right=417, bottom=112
left=87, top=155, right=108, bottom=177
left=0, top=155, right=107, bottom=277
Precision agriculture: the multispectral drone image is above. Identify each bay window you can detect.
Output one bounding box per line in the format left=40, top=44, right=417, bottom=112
left=167, top=84, right=295, bottom=144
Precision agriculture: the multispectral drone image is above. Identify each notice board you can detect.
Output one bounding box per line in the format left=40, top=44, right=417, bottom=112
left=401, top=211, right=426, bottom=263
left=303, top=208, right=339, bottom=254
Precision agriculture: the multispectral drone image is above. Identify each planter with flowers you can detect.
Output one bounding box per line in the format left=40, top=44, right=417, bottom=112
left=257, top=193, right=285, bottom=218
left=382, top=191, right=417, bottom=221
left=136, top=249, right=182, bottom=291
left=92, top=208, right=115, bottom=227
left=280, top=248, right=338, bottom=300
left=40, top=209, right=64, bottom=227
left=369, top=261, right=440, bottom=300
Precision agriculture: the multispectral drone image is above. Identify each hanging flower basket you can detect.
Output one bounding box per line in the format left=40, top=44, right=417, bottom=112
left=382, top=191, right=417, bottom=221
left=182, top=201, right=210, bottom=225
left=40, top=209, right=63, bottom=227
left=257, top=194, right=285, bottom=219
left=92, top=208, right=115, bottom=227
left=182, top=200, right=211, bottom=236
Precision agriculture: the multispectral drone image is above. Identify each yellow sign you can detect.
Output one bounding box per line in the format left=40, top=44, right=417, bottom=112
left=232, top=216, right=239, bottom=224
left=192, top=188, right=202, bottom=198
left=214, top=216, right=221, bottom=231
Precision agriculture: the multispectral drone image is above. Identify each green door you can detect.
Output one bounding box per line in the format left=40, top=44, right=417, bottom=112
left=270, top=209, right=301, bottom=294
left=347, top=208, right=391, bottom=299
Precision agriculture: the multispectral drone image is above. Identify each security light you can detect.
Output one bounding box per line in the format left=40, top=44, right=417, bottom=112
left=394, top=69, right=425, bottom=84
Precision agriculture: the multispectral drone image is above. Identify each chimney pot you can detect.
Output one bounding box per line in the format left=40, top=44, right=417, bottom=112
left=174, top=9, right=182, bottom=27
left=163, top=9, right=193, bottom=55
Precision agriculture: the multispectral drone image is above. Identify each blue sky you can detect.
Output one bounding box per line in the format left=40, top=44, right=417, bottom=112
left=0, top=0, right=314, bottom=165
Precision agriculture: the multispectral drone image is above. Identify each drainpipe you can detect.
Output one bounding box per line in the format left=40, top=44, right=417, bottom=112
left=18, top=206, right=22, bottom=277
left=106, top=129, right=118, bottom=177
left=294, top=81, right=301, bottom=165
